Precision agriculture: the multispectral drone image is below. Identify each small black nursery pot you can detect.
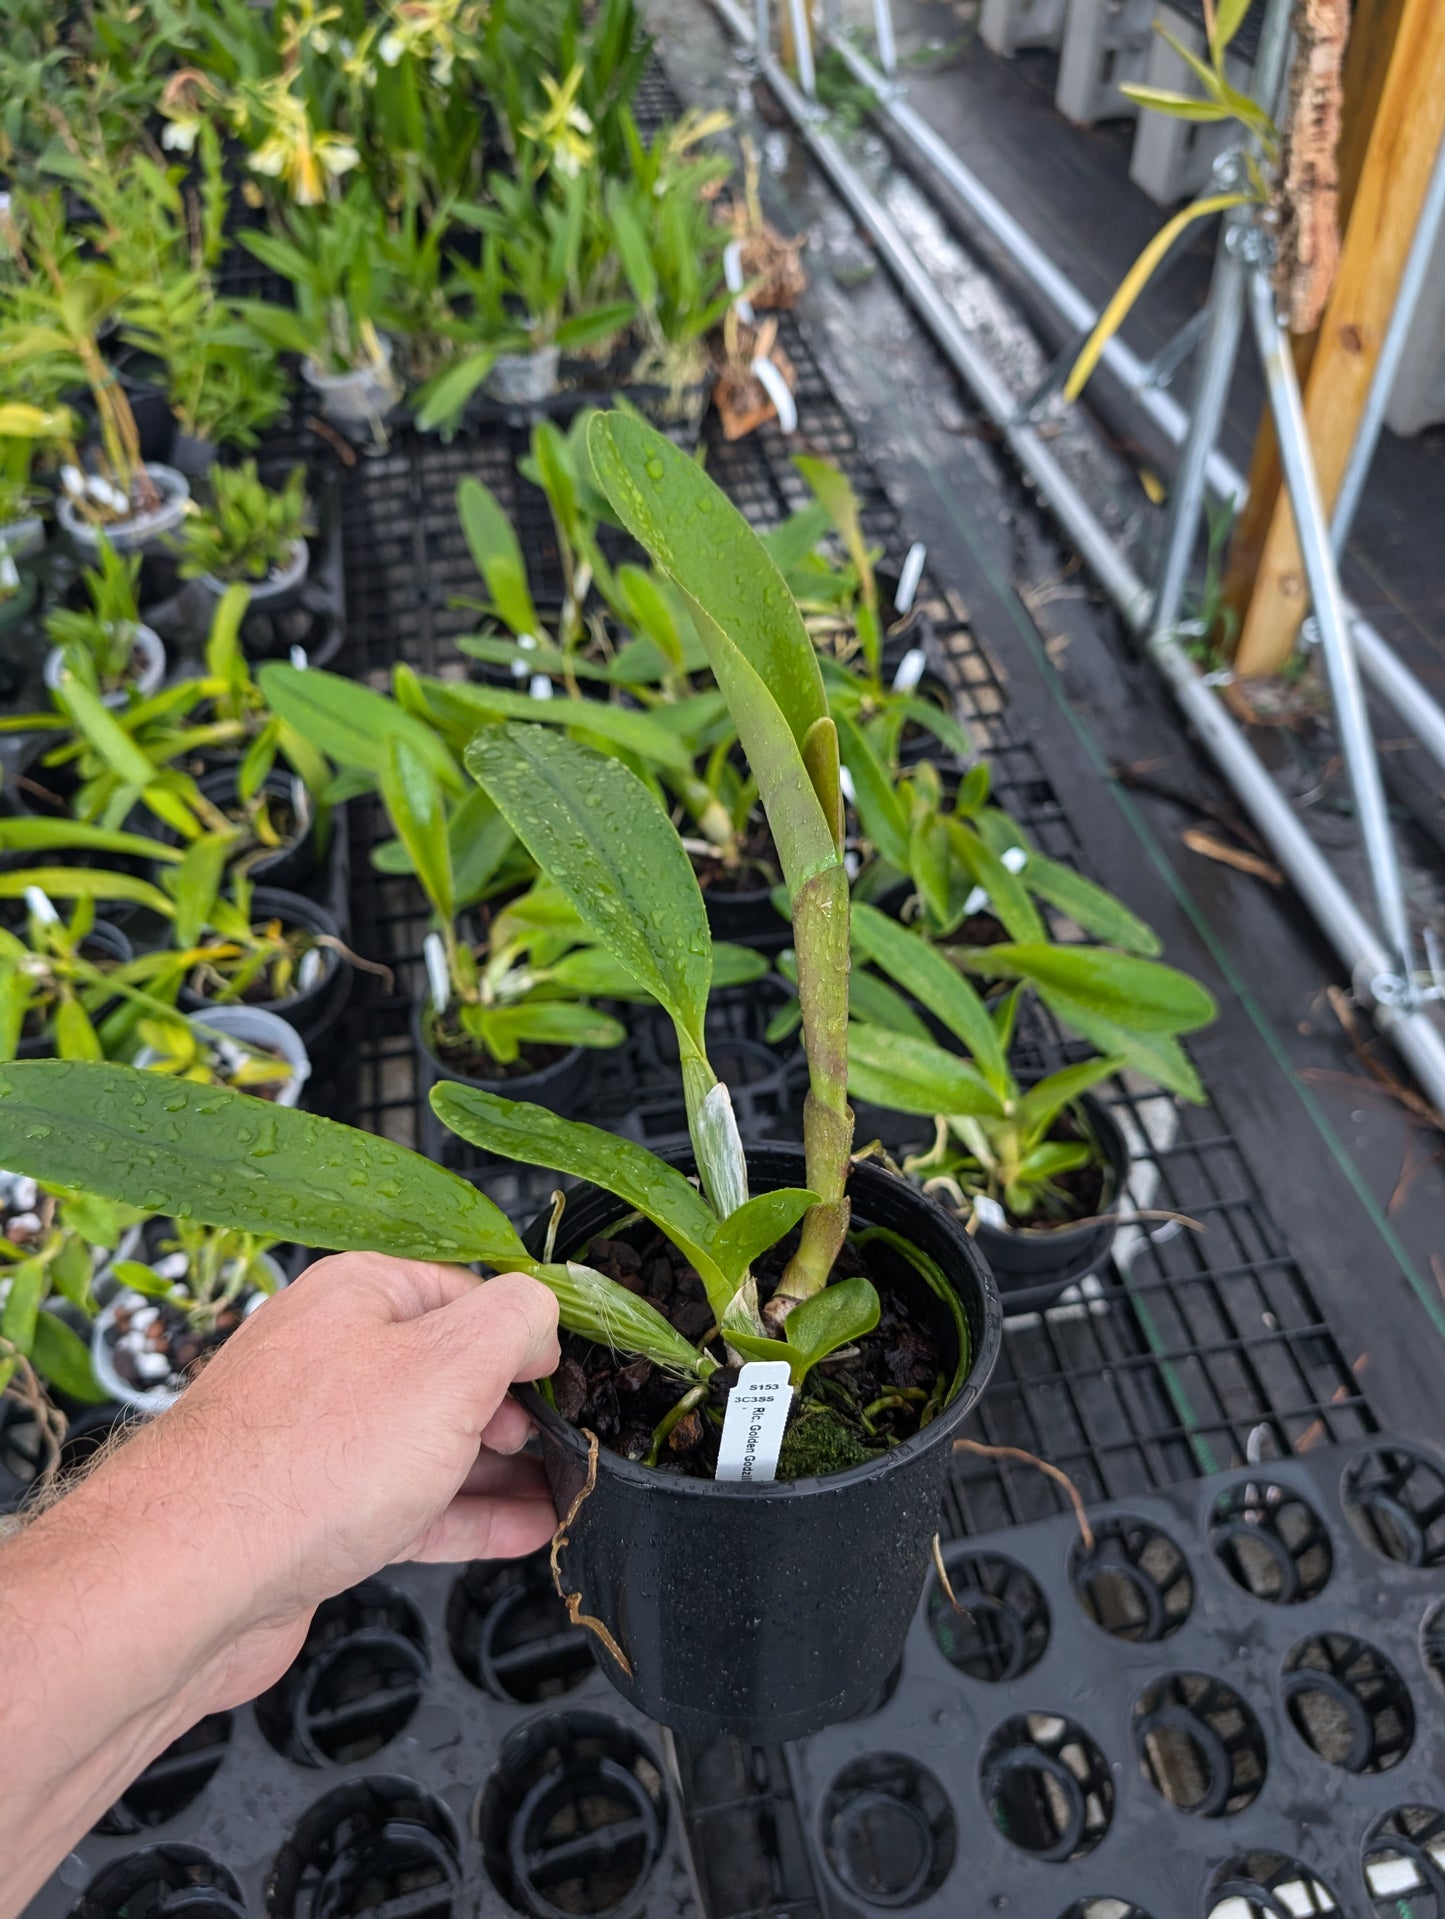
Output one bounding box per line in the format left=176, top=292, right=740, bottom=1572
left=970, top=1093, right=1130, bottom=1312
left=17, top=919, right=134, bottom=1060
left=178, top=888, right=350, bottom=1053
left=519, top=1144, right=1001, bottom=1743
left=195, top=767, right=326, bottom=895
left=411, top=998, right=595, bottom=1159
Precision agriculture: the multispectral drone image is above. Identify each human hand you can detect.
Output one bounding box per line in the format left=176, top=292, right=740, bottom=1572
left=0, top=1255, right=559, bottom=1909
left=92, top=1254, right=559, bottom=1713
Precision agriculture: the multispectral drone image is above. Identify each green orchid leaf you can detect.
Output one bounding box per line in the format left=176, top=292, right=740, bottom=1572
left=52, top=671, right=156, bottom=790
left=847, top=1023, right=1004, bottom=1119
left=450, top=786, right=520, bottom=908
left=257, top=664, right=464, bottom=794
left=54, top=997, right=103, bottom=1061
left=981, top=943, right=1216, bottom=1035
left=0, top=1063, right=529, bottom=1266
left=726, top=1329, right=795, bottom=1370
left=0, top=868, right=175, bottom=915
left=784, top=1273, right=880, bottom=1367
left=850, top=967, right=931, bottom=1041
left=1031, top=989, right=1205, bottom=1102
left=2, top=1253, right=45, bottom=1352
left=971, top=812, right=1161, bottom=956
left=464, top=725, right=713, bottom=1048
left=418, top=678, right=692, bottom=771
left=534, top=1258, right=708, bottom=1374
left=111, top=1258, right=181, bottom=1300
left=31, top=1308, right=105, bottom=1402
left=381, top=736, right=455, bottom=925
left=1022, top=853, right=1162, bottom=956
left=834, top=710, right=909, bottom=871
left=429, top=1080, right=730, bottom=1313
left=710, top=1186, right=819, bottom=1287
left=588, top=412, right=828, bottom=754
left=946, top=821, right=1044, bottom=943
left=1015, top=1057, right=1123, bottom=1143
left=457, top=475, right=540, bottom=639
left=850, top=900, right=1005, bottom=1089
left=0, top=819, right=184, bottom=864
left=169, top=834, right=229, bottom=951
left=476, top=1003, right=626, bottom=1052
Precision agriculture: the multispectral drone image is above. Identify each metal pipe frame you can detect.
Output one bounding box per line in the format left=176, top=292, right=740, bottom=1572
left=1247, top=265, right=1416, bottom=998
left=814, top=18, right=1445, bottom=779
left=706, top=0, right=1445, bottom=1110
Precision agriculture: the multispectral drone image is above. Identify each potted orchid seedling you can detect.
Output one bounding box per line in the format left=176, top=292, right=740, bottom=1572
left=92, top=1221, right=286, bottom=1415
left=42, top=538, right=167, bottom=709
left=0, top=414, right=1001, bottom=1743
left=0, top=194, right=189, bottom=558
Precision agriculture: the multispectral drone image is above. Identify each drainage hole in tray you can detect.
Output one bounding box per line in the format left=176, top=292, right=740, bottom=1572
left=819, top=1754, right=956, bottom=1909
left=1071, top=1518, right=1193, bottom=1642
left=1283, top=1634, right=1415, bottom=1774
left=1057, top=1905, right=1157, bottom=1919
left=1343, top=1447, right=1445, bottom=1568
left=1208, top=1481, right=1332, bottom=1604
left=93, top=1714, right=232, bottom=1836
left=1363, top=1805, right=1445, bottom=1916
left=928, top=1550, right=1049, bottom=1681
left=980, top=1714, right=1113, bottom=1863
left=68, top=1845, right=246, bottom=1919
left=447, top=1550, right=593, bottom=1703
left=255, top=1579, right=429, bottom=1767
left=476, top=1711, right=667, bottom=1917
left=1205, top=1851, right=1341, bottom=1918
left=267, top=1775, right=461, bottom=1919
left=1131, top=1673, right=1266, bottom=1816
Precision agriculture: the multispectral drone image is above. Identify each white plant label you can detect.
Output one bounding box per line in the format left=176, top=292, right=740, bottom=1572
left=963, top=884, right=990, bottom=916
left=1001, top=845, right=1028, bottom=875
left=423, top=932, right=451, bottom=1013
left=529, top=673, right=554, bottom=702
left=895, top=541, right=926, bottom=614
left=723, top=240, right=755, bottom=324
left=750, top=356, right=797, bottom=434
left=289, top=643, right=309, bottom=670
left=891, top=646, right=927, bottom=694
left=23, top=885, right=58, bottom=927
left=716, top=1361, right=793, bottom=1484
left=972, top=1194, right=1007, bottom=1230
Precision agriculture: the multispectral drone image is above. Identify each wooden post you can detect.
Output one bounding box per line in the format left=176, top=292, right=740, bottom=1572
left=1229, top=0, right=1445, bottom=677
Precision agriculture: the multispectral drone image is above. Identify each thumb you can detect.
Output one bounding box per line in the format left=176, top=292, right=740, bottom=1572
left=404, top=1271, right=561, bottom=1421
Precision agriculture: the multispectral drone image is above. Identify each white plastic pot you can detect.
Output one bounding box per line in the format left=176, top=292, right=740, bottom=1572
left=484, top=344, right=561, bottom=407
left=133, top=1005, right=311, bottom=1109
left=91, top=1251, right=287, bottom=1415
left=302, top=338, right=400, bottom=438
left=200, top=536, right=309, bottom=607
left=43, top=621, right=167, bottom=711
left=0, top=515, right=45, bottom=562
left=56, top=463, right=190, bottom=558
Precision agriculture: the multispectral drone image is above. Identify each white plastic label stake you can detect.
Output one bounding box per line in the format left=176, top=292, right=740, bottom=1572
left=1001, top=845, right=1028, bottom=875
left=715, top=1361, right=793, bottom=1484
left=423, top=932, right=451, bottom=1014
left=23, top=886, right=59, bottom=926
left=528, top=673, right=554, bottom=702
left=723, top=240, right=755, bottom=324
left=891, top=646, right=927, bottom=694
left=972, top=1194, right=1007, bottom=1230
left=750, top=356, right=797, bottom=434
left=895, top=541, right=926, bottom=615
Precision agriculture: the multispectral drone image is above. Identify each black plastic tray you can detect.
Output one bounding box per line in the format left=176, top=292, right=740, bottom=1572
left=25, top=1552, right=701, bottom=1919
left=785, top=1434, right=1445, bottom=1917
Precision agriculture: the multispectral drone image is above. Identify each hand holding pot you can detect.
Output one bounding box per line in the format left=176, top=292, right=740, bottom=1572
left=0, top=1255, right=559, bottom=1914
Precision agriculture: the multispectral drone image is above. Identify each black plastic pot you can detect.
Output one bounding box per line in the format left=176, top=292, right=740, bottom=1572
left=412, top=997, right=595, bottom=1159
left=114, top=353, right=177, bottom=469
left=875, top=564, right=935, bottom=682
left=187, top=767, right=324, bottom=894
left=970, top=1093, right=1130, bottom=1312
left=178, top=887, right=350, bottom=1053
left=701, top=876, right=789, bottom=951
left=896, top=674, right=964, bottom=767
left=17, top=919, right=134, bottom=1060
left=518, top=1144, right=1001, bottom=1742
